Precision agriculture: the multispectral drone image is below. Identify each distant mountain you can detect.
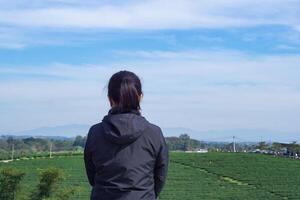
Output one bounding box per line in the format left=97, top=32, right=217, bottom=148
left=4, top=124, right=90, bottom=138
left=162, top=127, right=201, bottom=139
left=162, top=127, right=300, bottom=143
left=1, top=124, right=299, bottom=143
left=0, top=135, right=72, bottom=140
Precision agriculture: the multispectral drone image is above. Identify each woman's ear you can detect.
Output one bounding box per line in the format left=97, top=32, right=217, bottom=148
left=139, top=93, right=143, bottom=102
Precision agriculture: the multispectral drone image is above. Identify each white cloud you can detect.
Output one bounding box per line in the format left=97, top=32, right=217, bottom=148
left=0, top=0, right=299, bottom=30
left=0, top=0, right=299, bottom=49
left=0, top=27, right=26, bottom=49
left=1, top=50, right=300, bottom=132
left=276, top=44, right=298, bottom=50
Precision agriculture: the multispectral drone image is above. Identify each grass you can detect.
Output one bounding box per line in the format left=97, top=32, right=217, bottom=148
left=1, top=152, right=300, bottom=199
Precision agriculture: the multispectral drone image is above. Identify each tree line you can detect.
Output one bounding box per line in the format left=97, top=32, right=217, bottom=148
left=0, top=136, right=86, bottom=160
left=1, top=134, right=299, bottom=159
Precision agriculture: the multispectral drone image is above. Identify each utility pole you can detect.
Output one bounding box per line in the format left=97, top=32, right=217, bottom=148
left=49, top=142, right=52, bottom=158
left=233, top=136, right=236, bottom=153
left=260, top=136, right=263, bottom=143
left=11, top=143, right=14, bottom=161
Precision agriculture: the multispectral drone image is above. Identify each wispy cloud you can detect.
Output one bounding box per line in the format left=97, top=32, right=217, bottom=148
left=0, top=27, right=26, bottom=49
left=0, top=1, right=300, bottom=50
left=276, top=44, right=298, bottom=50
left=1, top=50, right=300, bottom=132
left=0, top=1, right=300, bottom=135
left=0, top=0, right=299, bottom=30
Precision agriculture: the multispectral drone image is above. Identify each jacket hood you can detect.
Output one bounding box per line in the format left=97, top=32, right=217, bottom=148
left=102, top=107, right=148, bottom=145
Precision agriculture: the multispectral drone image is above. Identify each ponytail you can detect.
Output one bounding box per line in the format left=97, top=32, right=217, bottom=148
left=108, top=70, right=142, bottom=112
left=119, top=78, right=140, bottom=111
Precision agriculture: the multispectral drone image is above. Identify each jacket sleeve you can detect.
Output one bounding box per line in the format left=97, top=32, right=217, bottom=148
left=154, top=133, right=169, bottom=198
left=84, top=128, right=96, bottom=186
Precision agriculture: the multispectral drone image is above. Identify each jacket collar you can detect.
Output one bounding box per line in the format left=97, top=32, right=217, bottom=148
left=108, top=106, right=141, bottom=116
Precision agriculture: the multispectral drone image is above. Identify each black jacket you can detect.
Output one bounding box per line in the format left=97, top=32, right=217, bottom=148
left=84, top=107, right=169, bottom=200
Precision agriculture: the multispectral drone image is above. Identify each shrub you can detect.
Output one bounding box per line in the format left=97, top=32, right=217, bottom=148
left=0, top=167, right=25, bottom=200
left=31, top=167, right=64, bottom=200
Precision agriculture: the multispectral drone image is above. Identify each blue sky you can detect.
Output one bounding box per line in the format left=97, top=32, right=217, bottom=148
left=1, top=0, right=300, bottom=135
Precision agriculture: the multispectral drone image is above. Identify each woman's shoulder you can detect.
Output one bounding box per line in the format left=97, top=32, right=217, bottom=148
left=147, top=122, right=162, bottom=134
left=87, top=122, right=104, bottom=138
left=143, top=120, right=165, bottom=140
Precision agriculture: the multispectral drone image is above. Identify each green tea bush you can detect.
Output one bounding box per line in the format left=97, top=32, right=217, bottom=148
left=0, top=167, right=25, bottom=200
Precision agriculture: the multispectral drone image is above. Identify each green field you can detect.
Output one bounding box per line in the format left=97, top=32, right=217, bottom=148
left=1, top=153, right=300, bottom=200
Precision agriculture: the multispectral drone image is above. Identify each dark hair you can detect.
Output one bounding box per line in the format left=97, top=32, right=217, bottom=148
left=108, top=70, right=142, bottom=111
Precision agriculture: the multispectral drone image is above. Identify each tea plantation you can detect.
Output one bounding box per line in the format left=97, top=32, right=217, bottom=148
left=1, top=152, right=299, bottom=200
